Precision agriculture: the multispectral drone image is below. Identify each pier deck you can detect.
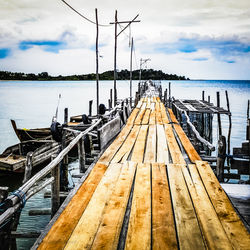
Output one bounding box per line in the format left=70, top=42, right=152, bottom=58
left=36, top=96, right=250, bottom=249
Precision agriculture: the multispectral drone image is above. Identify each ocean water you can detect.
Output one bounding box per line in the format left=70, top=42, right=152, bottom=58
left=0, top=79, right=249, bottom=249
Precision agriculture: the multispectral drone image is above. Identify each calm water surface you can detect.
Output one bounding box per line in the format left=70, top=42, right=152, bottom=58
left=0, top=80, right=249, bottom=249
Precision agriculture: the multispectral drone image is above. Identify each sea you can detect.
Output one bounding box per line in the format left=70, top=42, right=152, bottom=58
left=0, top=79, right=249, bottom=249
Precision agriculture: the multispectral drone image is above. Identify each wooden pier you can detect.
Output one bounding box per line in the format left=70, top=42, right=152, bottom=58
left=34, top=92, right=250, bottom=249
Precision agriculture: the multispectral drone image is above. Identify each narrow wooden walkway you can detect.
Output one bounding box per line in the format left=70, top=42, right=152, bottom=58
left=37, top=97, right=250, bottom=250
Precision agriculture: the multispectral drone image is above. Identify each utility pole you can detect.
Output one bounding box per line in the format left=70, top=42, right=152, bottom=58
left=110, top=12, right=140, bottom=107
left=129, top=37, right=134, bottom=106
left=95, top=8, right=99, bottom=115
left=139, top=58, right=150, bottom=83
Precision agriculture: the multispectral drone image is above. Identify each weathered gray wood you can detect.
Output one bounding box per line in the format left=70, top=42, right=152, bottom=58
left=29, top=209, right=51, bottom=216
left=89, top=100, right=93, bottom=116
left=78, top=137, right=86, bottom=173
left=51, top=154, right=60, bottom=217
left=64, top=108, right=68, bottom=124
left=10, top=231, right=41, bottom=238
left=23, top=152, right=33, bottom=183
left=98, top=116, right=121, bottom=150
left=225, top=90, right=232, bottom=167
left=217, top=91, right=222, bottom=136
left=95, top=8, right=99, bottom=115
left=216, top=135, right=226, bottom=182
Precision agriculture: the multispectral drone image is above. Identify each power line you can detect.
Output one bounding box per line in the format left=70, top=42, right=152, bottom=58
left=61, top=0, right=112, bottom=27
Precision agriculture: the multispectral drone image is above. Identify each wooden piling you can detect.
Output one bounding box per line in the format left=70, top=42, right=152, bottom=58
left=60, top=132, right=69, bottom=191
left=89, top=100, right=93, bottom=116
left=51, top=154, right=60, bottom=217
left=64, top=108, right=68, bottom=124
left=216, top=135, right=226, bottom=182
left=78, top=137, right=86, bottom=173
left=202, top=90, right=205, bottom=101
left=95, top=8, right=100, bottom=115
left=225, top=90, right=232, bottom=166
left=168, top=82, right=171, bottom=107
left=216, top=92, right=222, bottom=136
left=23, top=152, right=33, bottom=183
left=110, top=89, right=113, bottom=109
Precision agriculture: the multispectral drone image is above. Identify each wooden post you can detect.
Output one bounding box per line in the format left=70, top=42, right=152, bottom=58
left=95, top=8, right=100, bottom=115
left=23, top=152, right=33, bottom=183
left=225, top=90, right=232, bottom=166
left=64, top=108, right=68, bottom=124
left=129, top=37, right=133, bottom=107
left=208, top=95, right=210, bottom=103
left=168, top=82, right=171, bottom=107
left=60, top=132, right=68, bottom=192
left=89, top=100, right=93, bottom=117
left=216, top=91, right=222, bottom=136
left=78, top=137, right=86, bottom=173
left=110, top=89, right=113, bottom=109
left=247, top=100, right=250, bottom=140
left=51, top=154, right=60, bottom=217
left=113, top=10, right=118, bottom=107
left=108, top=99, right=112, bottom=110
left=202, top=90, right=205, bottom=101
left=216, top=135, right=226, bottom=182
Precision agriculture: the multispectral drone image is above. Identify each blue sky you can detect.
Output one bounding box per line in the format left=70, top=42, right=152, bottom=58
left=0, top=0, right=250, bottom=79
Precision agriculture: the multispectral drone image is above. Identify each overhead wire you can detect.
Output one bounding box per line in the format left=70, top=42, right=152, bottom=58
left=61, top=0, right=112, bottom=27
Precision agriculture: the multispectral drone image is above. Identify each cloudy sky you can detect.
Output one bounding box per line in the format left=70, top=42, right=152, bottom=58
left=0, top=0, right=250, bottom=79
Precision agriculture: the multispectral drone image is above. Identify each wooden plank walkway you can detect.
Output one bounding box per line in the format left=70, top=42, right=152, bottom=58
left=37, top=96, right=250, bottom=250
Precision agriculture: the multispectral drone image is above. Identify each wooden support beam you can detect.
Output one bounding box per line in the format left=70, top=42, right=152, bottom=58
left=78, top=137, right=86, bottom=173
left=51, top=155, right=60, bottom=217
left=216, top=135, right=226, bottom=182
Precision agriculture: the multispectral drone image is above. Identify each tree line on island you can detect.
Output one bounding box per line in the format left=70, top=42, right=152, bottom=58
left=0, top=69, right=189, bottom=81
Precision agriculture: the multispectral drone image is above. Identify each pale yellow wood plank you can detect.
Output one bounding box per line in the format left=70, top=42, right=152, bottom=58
left=196, top=161, right=250, bottom=249
left=149, top=110, right=156, bottom=125
left=152, top=163, right=178, bottom=250
left=150, top=102, right=155, bottom=111
left=64, top=163, right=122, bottom=250
left=173, top=124, right=201, bottom=162
left=141, top=102, right=147, bottom=109
left=167, top=164, right=206, bottom=249
left=91, top=162, right=137, bottom=250
left=131, top=125, right=148, bottom=163
left=160, top=103, right=170, bottom=124
left=136, top=100, right=143, bottom=109
left=127, top=108, right=140, bottom=125
left=144, top=125, right=156, bottom=163
left=98, top=124, right=133, bottom=164
left=125, top=163, right=151, bottom=250
left=142, top=109, right=151, bottom=125
left=182, top=164, right=233, bottom=250
left=111, top=125, right=140, bottom=163
left=164, top=124, right=185, bottom=164
left=167, top=108, right=179, bottom=124
left=156, top=124, right=169, bottom=164
left=134, top=108, right=146, bottom=125
left=38, top=163, right=108, bottom=250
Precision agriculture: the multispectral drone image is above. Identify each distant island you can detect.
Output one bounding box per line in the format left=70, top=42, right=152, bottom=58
left=0, top=69, right=189, bottom=81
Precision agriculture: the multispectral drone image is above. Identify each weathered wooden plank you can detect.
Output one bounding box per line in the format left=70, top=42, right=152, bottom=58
left=149, top=110, right=156, bottom=125
left=196, top=161, right=250, bottom=249
left=150, top=102, right=155, bottom=111
left=38, top=163, right=108, bottom=250
left=141, top=102, right=147, bottom=109
left=167, top=164, right=206, bottom=249
left=160, top=103, right=170, bottom=124
left=164, top=124, right=185, bottom=164
left=156, top=124, right=169, bottom=164
left=98, top=116, right=121, bottom=150
left=173, top=124, right=201, bottom=162
left=125, top=163, right=151, bottom=250
left=152, top=163, right=178, bottom=250
left=167, top=108, right=178, bottom=124
left=98, top=124, right=132, bottom=164
left=111, top=125, right=141, bottom=163
left=134, top=108, right=146, bottom=125
left=182, top=164, right=233, bottom=250
left=64, top=163, right=122, bottom=250
left=144, top=125, right=156, bottom=163
left=131, top=125, right=148, bottom=163
left=91, top=162, right=137, bottom=250
left=126, top=108, right=140, bottom=125
left=141, top=109, right=151, bottom=125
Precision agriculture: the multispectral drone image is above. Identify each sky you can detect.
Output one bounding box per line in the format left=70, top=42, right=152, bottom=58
left=0, top=0, right=250, bottom=79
